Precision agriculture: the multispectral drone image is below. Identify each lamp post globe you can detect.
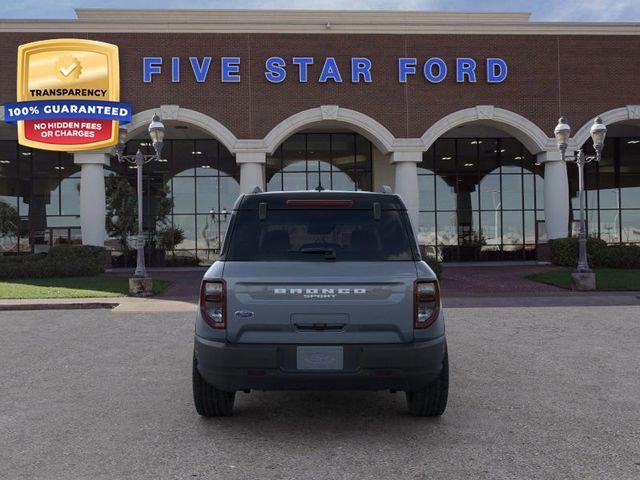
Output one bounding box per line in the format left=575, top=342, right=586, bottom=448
left=590, top=116, right=607, bottom=154
left=148, top=113, right=165, bottom=157
left=554, top=117, right=571, bottom=155
left=116, top=125, right=127, bottom=157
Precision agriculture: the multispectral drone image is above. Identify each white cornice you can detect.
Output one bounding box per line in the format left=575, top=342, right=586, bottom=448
left=0, top=9, right=638, bottom=35
left=73, top=9, right=532, bottom=24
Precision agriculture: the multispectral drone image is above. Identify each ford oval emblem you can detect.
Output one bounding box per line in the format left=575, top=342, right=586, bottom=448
left=235, top=310, right=255, bottom=319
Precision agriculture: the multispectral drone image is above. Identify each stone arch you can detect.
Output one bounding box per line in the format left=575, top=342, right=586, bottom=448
left=127, top=105, right=239, bottom=154
left=420, top=105, right=553, bottom=154
left=262, top=105, right=396, bottom=155
left=572, top=105, right=640, bottom=148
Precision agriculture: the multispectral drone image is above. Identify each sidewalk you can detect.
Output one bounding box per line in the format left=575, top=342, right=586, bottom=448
left=0, top=296, right=197, bottom=312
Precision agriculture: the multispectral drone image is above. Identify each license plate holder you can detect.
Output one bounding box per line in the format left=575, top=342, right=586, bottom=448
left=296, top=346, right=343, bottom=371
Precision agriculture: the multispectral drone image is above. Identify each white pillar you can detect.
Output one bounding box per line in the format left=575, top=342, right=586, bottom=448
left=74, top=151, right=110, bottom=246
left=237, top=152, right=266, bottom=193
left=538, top=151, right=569, bottom=240
left=391, top=150, right=421, bottom=231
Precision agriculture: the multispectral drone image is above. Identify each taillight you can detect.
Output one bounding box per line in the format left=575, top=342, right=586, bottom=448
left=414, top=280, right=440, bottom=329
left=200, top=280, right=226, bottom=329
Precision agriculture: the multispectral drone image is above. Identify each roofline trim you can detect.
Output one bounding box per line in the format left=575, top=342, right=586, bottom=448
left=0, top=8, right=639, bottom=34
left=75, top=8, right=533, bottom=23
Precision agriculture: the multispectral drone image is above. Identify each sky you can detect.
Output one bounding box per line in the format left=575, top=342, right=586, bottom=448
left=0, top=0, right=639, bottom=22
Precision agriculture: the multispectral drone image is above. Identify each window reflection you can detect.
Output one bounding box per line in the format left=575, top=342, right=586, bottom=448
left=266, top=133, right=373, bottom=193
left=124, top=139, right=240, bottom=264
left=621, top=210, right=640, bottom=243
left=479, top=175, right=501, bottom=211
left=621, top=174, right=640, bottom=208
left=419, top=137, right=543, bottom=261
left=435, top=176, right=456, bottom=210
left=418, top=174, right=435, bottom=211
left=568, top=137, right=640, bottom=245
left=501, top=175, right=523, bottom=210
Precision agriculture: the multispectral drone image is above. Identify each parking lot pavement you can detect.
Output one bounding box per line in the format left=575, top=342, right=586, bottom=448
left=1, top=307, right=639, bottom=480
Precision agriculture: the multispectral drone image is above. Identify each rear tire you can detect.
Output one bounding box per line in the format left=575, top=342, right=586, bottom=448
left=193, top=357, right=235, bottom=417
left=405, top=350, right=449, bottom=417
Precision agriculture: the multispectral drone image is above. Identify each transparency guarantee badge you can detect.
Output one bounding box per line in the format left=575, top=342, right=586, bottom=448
left=4, top=39, right=132, bottom=151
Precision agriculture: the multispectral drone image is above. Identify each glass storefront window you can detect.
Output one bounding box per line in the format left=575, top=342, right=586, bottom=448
left=502, top=211, right=524, bottom=247
left=621, top=210, right=640, bottom=243
left=501, top=175, right=523, bottom=210
left=419, top=136, right=547, bottom=261
left=0, top=141, right=18, bottom=177
left=267, top=172, right=283, bottom=191
left=524, top=210, right=536, bottom=245
left=435, top=176, right=456, bottom=210
left=173, top=140, right=195, bottom=176
left=219, top=176, right=239, bottom=212
left=266, top=133, right=372, bottom=193
left=282, top=172, right=308, bottom=191
left=478, top=139, right=499, bottom=172
left=418, top=211, right=436, bottom=252
left=523, top=174, right=536, bottom=210
left=172, top=214, right=196, bottom=250
left=60, top=174, right=80, bottom=216
left=479, top=175, right=501, bottom=211
left=308, top=134, right=332, bottom=172
left=419, top=148, right=434, bottom=173
left=620, top=174, right=640, bottom=209
left=456, top=175, right=479, bottom=210
left=196, top=177, right=219, bottom=214
left=599, top=210, right=620, bottom=243
left=327, top=171, right=354, bottom=191
left=568, top=137, right=640, bottom=245
left=282, top=135, right=306, bottom=172
left=481, top=210, right=502, bottom=245
left=436, top=211, right=457, bottom=246
left=500, top=138, right=523, bottom=173
left=3, top=133, right=640, bottom=263
left=418, top=174, right=435, bottom=211
left=434, top=139, right=456, bottom=176
left=172, top=177, right=196, bottom=213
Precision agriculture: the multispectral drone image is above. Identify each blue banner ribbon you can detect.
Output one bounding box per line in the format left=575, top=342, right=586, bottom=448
left=4, top=100, right=132, bottom=124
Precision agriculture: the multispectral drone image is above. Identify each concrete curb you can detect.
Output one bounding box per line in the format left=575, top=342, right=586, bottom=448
left=0, top=302, right=119, bottom=311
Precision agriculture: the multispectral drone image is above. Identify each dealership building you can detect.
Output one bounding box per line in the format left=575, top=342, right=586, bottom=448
left=0, top=9, right=639, bottom=264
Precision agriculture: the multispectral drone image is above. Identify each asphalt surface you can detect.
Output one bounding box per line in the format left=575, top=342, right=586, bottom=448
left=1, top=306, right=639, bottom=480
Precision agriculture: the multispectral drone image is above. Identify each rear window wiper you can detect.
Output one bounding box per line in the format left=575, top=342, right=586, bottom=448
left=289, top=247, right=337, bottom=260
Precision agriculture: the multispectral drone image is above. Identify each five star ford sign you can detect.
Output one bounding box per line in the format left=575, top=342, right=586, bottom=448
left=4, top=39, right=132, bottom=151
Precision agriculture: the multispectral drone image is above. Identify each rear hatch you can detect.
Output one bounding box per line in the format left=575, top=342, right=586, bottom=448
left=218, top=192, right=420, bottom=345
left=223, top=261, right=417, bottom=344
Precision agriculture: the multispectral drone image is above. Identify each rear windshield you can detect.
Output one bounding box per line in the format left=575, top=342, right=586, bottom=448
left=224, top=209, right=416, bottom=261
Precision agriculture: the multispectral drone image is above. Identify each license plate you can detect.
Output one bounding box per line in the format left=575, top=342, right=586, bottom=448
left=296, top=346, right=343, bottom=371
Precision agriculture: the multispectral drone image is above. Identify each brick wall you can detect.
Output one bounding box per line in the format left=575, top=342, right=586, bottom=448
left=1, top=32, right=638, bottom=140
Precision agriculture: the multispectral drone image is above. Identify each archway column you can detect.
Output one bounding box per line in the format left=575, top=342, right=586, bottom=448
left=73, top=150, right=110, bottom=246
left=237, top=151, right=266, bottom=193
left=391, top=150, right=422, bottom=232
left=538, top=151, right=569, bottom=240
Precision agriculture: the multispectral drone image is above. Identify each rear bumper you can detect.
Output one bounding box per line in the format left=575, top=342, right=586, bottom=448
left=194, top=335, right=446, bottom=392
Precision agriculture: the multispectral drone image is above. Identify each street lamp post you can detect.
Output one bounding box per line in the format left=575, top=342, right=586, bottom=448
left=553, top=116, right=607, bottom=289
left=113, top=114, right=166, bottom=294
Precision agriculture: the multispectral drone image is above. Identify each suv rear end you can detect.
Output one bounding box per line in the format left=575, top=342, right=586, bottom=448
left=193, top=190, right=448, bottom=417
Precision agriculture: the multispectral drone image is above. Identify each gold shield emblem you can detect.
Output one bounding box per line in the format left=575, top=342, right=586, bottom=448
left=16, top=38, right=121, bottom=151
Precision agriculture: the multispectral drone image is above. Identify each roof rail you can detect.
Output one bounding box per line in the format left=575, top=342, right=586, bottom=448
left=378, top=185, right=393, bottom=194
left=250, top=186, right=263, bottom=194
